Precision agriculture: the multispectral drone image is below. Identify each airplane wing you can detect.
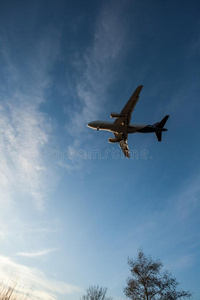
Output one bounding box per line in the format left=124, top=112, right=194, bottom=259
left=114, top=85, right=143, bottom=126
left=114, top=133, right=130, bottom=158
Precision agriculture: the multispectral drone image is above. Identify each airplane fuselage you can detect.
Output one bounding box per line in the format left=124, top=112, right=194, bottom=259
left=87, top=85, right=169, bottom=158
left=87, top=121, right=167, bottom=134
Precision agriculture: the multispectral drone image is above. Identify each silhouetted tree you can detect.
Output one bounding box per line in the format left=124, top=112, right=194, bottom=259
left=124, top=250, right=191, bottom=300
left=81, top=285, right=112, bottom=300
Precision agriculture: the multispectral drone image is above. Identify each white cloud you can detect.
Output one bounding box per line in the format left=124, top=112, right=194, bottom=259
left=175, top=175, right=200, bottom=220
left=0, top=230, right=7, bottom=240
left=17, top=248, right=59, bottom=258
left=0, top=255, right=81, bottom=300
left=66, top=0, right=128, bottom=139
left=0, top=27, right=61, bottom=209
left=166, top=253, right=195, bottom=272
left=0, top=100, right=49, bottom=209
left=62, top=1, right=129, bottom=171
left=173, top=254, right=194, bottom=270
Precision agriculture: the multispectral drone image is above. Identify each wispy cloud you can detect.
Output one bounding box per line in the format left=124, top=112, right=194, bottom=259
left=0, top=255, right=81, bottom=300
left=0, top=27, right=61, bottom=209
left=0, top=230, right=7, bottom=240
left=61, top=1, right=130, bottom=171
left=0, top=101, right=49, bottom=209
left=17, top=248, right=59, bottom=258
left=175, top=175, right=200, bottom=220
left=165, top=253, right=195, bottom=272
left=173, top=254, right=195, bottom=270
left=66, top=0, right=128, bottom=140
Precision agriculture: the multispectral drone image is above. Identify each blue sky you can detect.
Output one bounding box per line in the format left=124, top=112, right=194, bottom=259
left=0, top=0, right=200, bottom=299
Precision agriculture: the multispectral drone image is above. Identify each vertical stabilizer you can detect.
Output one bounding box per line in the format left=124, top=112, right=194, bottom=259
left=155, top=115, right=169, bottom=142
left=157, top=115, right=169, bottom=128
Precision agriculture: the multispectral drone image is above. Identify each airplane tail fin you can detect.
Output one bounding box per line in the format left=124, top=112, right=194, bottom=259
left=157, top=115, right=169, bottom=129
left=155, top=115, right=169, bottom=142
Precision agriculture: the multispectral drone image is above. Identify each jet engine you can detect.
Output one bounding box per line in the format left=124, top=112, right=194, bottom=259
left=110, top=112, right=122, bottom=119
left=108, top=137, right=122, bottom=143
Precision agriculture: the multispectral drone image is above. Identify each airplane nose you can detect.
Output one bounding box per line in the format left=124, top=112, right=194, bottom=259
left=87, top=122, right=92, bottom=127
left=87, top=121, right=99, bottom=129
left=87, top=122, right=95, bottom=128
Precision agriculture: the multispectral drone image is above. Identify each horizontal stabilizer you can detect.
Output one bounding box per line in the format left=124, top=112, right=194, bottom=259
left=155, top=132, right=162, bottom=142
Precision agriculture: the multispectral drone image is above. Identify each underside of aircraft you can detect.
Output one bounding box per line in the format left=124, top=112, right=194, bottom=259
left=87, top=85, right=169, bottom=158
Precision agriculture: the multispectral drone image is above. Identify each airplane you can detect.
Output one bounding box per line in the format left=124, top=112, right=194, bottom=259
left=87, top=85, right=169, bottom=158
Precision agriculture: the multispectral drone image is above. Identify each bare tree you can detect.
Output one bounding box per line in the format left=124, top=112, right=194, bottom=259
left=124, top=250, right=192, bottom=300
left=80, top=285, right=112, bottom=300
